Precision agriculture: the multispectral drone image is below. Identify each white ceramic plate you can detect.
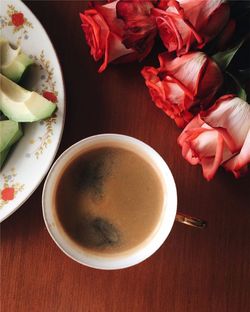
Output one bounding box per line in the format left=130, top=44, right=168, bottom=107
left=0, top=0, right=65, bottom=222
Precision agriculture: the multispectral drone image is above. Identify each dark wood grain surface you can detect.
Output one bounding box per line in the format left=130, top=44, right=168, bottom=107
left=1, top=1, right=250, bottom=311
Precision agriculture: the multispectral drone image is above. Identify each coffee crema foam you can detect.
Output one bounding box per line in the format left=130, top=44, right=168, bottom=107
left=53, top=146, right=164, bottom=256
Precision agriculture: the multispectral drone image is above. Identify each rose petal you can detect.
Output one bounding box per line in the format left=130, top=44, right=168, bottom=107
left=159, top=52, right=207, bottom=97
left=177, top=115, right=205, bottom=161
left=198, top=3, right=230, bottom=39
left=216, top=19, right=236, bottom=51
left=199, top=133, right=225, bottom=181
left=103, top=32, right=134, bottom=71
left=223, top=129, right=250, bottom=176
left=198, top=58, right=223, bottom=108
left=179, top=0, right=230, bottom=39
left=95, top=0, right=124, bottom=37
left=80, top=10, right=109, bottom=61
left=201, top=96, right=250, bottom=151
left=191, top=129, right=219, bottom=157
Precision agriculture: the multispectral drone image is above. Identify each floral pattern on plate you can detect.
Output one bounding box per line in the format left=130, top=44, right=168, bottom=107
left=0, top=168, right=24, bottom=208
left=0, top=4, right=33, bottom=45
left=27, top=50, right=58, bottom=158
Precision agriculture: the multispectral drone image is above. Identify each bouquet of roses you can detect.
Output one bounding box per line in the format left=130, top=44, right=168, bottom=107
left=80, top=0, right=250, bottom=181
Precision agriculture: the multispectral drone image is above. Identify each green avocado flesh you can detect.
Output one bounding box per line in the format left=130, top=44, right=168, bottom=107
left=0, top=120, right=23, bottom=151
left=0, top=74, right=57, bottom=122
left=0, top=120, right=23, bottom=168
left=0, top=147, right=10, bottom=168
left=0, top=37, right=33, bottom=82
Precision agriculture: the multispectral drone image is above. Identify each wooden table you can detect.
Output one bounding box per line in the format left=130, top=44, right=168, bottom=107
left=2, top=2, right=250, bottom=311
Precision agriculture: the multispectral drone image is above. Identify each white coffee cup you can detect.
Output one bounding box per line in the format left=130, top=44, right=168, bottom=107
left=42, top=134, right=178, bottom=269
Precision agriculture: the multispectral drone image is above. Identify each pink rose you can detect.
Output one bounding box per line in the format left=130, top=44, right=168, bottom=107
left=178, top=95, right=250, bottom=180
left=80, top=1, right=134, bottom=73
left=80, top=0, right=156, bottom=73
left=152, top=0, right=230, bottom=55
left=141, top=51, right=223, bottom=128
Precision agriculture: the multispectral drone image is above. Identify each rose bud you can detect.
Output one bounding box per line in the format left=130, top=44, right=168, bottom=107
left=141, top=51, right=223, bottom=128
left=152, top=0, right=230, bottom=55
left=178, top=95, right=250, bottom=181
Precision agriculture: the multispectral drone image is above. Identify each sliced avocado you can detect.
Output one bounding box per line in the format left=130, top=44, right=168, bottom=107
left=0, top=147, right=10, bottom=168
left=0, top=37, right=33, bottom=82
left=0, top=74, right=57, bottom=122
left=0, top=120, right=23, bottom=152
left=0, top=120, right=23, bottom=169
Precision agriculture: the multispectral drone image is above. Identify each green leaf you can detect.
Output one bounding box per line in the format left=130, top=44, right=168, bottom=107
left=225, top=71, right=247, bottom=101
left=212, top=38, right=246, bottom=71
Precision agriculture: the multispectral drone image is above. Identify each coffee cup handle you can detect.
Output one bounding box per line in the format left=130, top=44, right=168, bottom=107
left=175, top=213, right=207, bottom=229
